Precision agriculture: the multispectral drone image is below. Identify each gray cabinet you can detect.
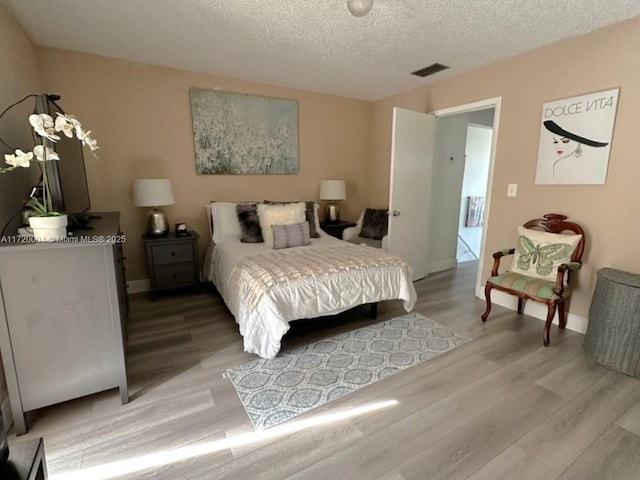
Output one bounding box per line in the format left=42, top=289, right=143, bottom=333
left=0, top=212, right=129, bottom=435
left=143, top=232, right=200, bottom=301
left=6, top=437, right=47, bottom=479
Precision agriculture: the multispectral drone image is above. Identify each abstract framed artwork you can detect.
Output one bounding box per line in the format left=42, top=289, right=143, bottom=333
left=465, top=196, right=485, bottom=227
left=190, top=88, right=299, bottom=175
left=535, top=88, right=619, bottom=185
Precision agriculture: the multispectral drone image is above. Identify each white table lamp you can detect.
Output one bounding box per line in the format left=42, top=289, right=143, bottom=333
left=133, top=178, right=175, bottom=236
left=319, top=180, right=346, bottom=222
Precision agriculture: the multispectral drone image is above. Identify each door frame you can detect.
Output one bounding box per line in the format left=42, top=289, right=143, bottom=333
left=431, top=97, right=502, bottom=298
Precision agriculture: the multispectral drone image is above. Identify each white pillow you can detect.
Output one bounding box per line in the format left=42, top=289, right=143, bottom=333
left=210, top=202, right=242, bottom=243
left=257, top=202, right=306, bottom=248
left=510, top=226, right=582, bottom=281
left=313, top=203, right=321, bottom=233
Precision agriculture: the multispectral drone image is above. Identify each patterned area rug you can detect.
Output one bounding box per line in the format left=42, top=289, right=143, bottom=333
left=225, top=312, right=472, bottom=430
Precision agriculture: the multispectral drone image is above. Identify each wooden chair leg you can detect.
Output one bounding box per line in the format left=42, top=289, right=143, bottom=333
left=558, top=302, right=567, bottom=329
left=481, top=284, right=493, bottom=322
left=517, top=297, right=525, bottom=315
left=543, top=302, right=557, bottom=347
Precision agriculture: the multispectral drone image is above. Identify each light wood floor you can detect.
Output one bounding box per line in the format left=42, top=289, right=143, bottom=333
left=8, top=261, right=640, bottom=479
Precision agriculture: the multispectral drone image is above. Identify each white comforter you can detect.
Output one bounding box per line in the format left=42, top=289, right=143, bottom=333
left=205, top=233, right=416, bottom=359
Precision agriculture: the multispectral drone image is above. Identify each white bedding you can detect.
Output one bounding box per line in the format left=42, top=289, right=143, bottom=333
left=204, top=233, right=417, bottom=359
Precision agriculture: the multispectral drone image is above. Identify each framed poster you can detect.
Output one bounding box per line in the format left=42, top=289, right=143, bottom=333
left=190, top=88, right=299, bottom=175
left=535, top=88, right=619, bottom=185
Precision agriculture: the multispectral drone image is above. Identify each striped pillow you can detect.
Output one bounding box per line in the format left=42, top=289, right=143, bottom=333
left=272, top=222, right=311, bottom=249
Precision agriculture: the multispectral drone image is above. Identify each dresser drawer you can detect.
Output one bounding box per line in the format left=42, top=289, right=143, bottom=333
left=151, top=242, right=194, bottom=265
left=154, top=264, right=196, bottom=290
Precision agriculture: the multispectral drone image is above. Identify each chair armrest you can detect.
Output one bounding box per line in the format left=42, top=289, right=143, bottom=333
left=342, top=226, right=361, bottom=241
left=490, top=248, right=515, bottom=276
left=554, top=261, right=582, bottom=296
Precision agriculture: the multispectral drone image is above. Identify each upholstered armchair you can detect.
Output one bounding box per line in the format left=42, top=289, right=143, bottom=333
left=481, top=214, right=586, bottom=346
left=343, top=208, right=389, bottom=249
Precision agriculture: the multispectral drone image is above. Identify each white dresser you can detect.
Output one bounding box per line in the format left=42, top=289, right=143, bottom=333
left=0, top=212, right=129, bottom=434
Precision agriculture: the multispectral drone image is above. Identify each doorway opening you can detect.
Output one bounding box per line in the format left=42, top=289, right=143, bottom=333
left=457, top=123, right=493, bottom=263
left=431, top=98, right=501, bottom=298
left=387, top=97, right=501, bottom=296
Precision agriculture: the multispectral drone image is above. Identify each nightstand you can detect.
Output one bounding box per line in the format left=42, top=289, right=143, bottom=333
left=320, top=220, right=357, bottom=239
left=143, top=231, right=200, bottom=301
left=6, top=437, right=47, bottom=479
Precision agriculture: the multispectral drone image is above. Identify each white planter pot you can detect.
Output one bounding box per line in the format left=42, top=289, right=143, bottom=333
left=28, top=215, right=68, bottom=242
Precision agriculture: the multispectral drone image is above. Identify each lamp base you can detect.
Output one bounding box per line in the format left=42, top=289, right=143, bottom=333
left=146, top=208, right=169, bottom=236
left=325, top=202, right=340, bottom=223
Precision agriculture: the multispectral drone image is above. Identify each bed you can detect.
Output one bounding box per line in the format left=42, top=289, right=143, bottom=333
left=203, top=201, right=417, bottom=359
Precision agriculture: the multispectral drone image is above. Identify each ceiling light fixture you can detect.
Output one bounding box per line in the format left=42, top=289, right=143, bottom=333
left=347, top=0, right=374, bottom=17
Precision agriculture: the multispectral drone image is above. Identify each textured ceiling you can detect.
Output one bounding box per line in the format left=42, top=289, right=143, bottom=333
left=3, top=0, right=640, bottom=101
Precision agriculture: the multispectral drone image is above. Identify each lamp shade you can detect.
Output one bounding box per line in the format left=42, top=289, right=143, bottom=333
left=347, top=0, right=374, bottom=17
left=133, top=179, right=175, bottom=207
left=319, top=180, right=346, bottom=200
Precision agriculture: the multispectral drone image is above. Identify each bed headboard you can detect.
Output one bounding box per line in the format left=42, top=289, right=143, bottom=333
left=204, top=203, right=213, bottom=238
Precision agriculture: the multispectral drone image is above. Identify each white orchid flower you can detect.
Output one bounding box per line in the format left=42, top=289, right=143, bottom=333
left=84, top=136, right=99, bottom=153
left=59, top=112, right=81, bottom=128
left=33, top=145, right=60, bottom=162
left=4, top=149, right=33, bottom=168
left=29, top=113, right=60, bottom=141
left=54, top=113, right=75, bottom=138
left=75, top=125, right=91, bottom=141
left=29, top=113, right=53, bottom=130
left=71, top=119, right=81, bottom=129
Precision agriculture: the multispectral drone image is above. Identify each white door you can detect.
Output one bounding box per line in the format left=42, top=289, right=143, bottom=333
left=387, top=107, right=436, bottom=281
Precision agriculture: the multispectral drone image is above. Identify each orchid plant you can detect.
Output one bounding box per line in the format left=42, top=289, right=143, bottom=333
left=1, top=112, right=99, bottom=216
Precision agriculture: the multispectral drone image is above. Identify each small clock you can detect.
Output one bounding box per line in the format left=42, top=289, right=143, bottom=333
left=175, top=223, right=189, bottom=237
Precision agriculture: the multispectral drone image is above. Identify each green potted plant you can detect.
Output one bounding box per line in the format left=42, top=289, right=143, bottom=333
left=1, top=109, right=98, bottom=241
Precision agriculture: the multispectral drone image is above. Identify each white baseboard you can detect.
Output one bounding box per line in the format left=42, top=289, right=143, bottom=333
left=127, top=279, right=149, bottom=294
left=475, top=288, right=588, bottom=334
left=429, top=259, right=458, bottom=274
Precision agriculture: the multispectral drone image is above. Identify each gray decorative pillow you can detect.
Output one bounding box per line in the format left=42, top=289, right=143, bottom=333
left=360, top=208, right=388, bottom=241
left=272, top=222, right=311, bottom=249
left=236, top=203, right=263, bottom=243
left=264, top=200, right=320, bottom=238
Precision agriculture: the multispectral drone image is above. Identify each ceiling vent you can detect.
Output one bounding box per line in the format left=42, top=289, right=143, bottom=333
left=411, top=63, right=449, bottom=78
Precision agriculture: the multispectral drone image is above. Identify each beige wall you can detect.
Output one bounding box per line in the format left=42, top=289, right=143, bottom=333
left=1, top=2, right=636, bottom=433
left=0, top=5, right=42, bottom=230
left=370, top=16, right=640, bottom=319
left=0, top=3, right=42, bottom=422
left=37, top=49, right=372, bottom=281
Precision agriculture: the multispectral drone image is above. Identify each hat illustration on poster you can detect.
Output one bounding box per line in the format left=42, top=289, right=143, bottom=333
left=535, top=87, right=619, bottom=185
left=543, top=120, right=609, bottom=175
left=543, top=120, right=609, bottom=147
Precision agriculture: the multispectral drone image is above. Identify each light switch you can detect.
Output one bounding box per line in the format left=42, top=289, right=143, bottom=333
left=507, top=184, right=518, bottom=197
